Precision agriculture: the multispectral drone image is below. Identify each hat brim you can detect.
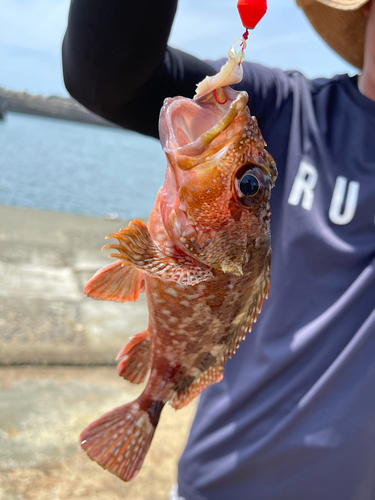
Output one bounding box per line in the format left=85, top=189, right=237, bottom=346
left=297, top=0, right=367, bottom=69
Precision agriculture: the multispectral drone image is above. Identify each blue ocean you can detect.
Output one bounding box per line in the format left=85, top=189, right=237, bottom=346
left=0, top=112, right=166, bottom=219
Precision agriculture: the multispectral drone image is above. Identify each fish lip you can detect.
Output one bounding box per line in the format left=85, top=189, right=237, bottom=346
left=159, top=86, right=248, bottom=159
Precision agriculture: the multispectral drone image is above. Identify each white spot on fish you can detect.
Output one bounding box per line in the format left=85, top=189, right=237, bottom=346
left=211, top=345, right=223, bottom=356
left=165, top=288, right=178, bottom=298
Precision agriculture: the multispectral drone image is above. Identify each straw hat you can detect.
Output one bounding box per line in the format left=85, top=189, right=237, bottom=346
left=296, top=0, right=368, bottom=69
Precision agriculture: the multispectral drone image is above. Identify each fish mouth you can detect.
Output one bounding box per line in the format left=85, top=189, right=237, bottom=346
left=159, top=86, right=248, bottom=166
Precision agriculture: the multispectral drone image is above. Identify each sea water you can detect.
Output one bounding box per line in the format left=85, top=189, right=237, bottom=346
left=0, top=112, right=166, bottom=219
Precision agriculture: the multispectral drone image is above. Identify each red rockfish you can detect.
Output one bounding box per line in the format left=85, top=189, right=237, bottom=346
left=80, top=46, right=277, bottom=482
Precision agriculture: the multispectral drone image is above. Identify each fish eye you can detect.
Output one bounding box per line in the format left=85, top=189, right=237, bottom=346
left=233, top=163, right=270, bottom=208
left=239, top=174, right=260, bottom=197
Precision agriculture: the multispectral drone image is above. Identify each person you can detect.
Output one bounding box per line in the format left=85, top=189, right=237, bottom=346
left=62, top=0, right=375, bottom=498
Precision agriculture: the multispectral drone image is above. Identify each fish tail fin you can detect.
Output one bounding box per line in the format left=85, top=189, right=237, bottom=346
left=116, top=329, right=151, bottom=384
left=80, top=398, right=164, bottom=481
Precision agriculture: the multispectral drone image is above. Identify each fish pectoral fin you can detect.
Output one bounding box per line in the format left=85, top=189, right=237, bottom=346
left=116, top=329, right=151, bottom=384
left=171, top=363, right=224, bottom=410
left=80, top=398, right=163, bottom=482
left=103, top=219, right=214, bottom=286
left=84, top=260, right=145, bottom=302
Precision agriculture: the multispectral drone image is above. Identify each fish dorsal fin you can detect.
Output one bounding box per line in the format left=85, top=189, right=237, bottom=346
left=170, top=268, right=270, bottom=410
left=223, top=272, right=270, bottom=361
left=171, top=362, right=224, bottom=410
left=104, top=219, right=214, bottom=286
left=84, top=260, right=145, bottom=302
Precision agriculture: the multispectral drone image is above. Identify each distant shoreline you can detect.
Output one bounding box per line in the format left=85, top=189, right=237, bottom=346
left=0, top=87, right=118, bottom=129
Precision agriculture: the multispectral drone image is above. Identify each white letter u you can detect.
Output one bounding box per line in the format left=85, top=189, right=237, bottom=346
left=329, top=176, right=359, bottom=225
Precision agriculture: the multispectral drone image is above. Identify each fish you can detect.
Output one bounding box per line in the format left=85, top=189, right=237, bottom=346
left=79, top=40, right=277, bottom=482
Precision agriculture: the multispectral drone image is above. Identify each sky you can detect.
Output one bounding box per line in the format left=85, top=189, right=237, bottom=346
left=0, top=0, right=357, bottom=97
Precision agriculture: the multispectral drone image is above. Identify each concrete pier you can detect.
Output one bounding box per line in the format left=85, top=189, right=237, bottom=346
left=0, top=205, right=197, bottom=500
left=0, top=204, right=148, bottom=365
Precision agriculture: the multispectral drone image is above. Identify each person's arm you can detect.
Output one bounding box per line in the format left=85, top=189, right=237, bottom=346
left=62, top=0, right=215, bottom=138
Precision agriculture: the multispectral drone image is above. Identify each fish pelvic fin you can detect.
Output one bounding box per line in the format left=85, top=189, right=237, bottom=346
left=84, top=260, right=145, bottom=302
left=80, top=398, right=164, bottom=482
left=116, top=329, right=151, bottom=384
left=171, top=363, right=224, bottom=410
left=103, top=219, right=214, bottom=286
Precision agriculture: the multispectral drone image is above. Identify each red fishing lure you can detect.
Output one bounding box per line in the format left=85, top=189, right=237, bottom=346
left=237, top=0, right=267, bottom=29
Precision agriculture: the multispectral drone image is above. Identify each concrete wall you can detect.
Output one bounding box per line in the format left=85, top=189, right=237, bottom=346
left=0, top=205, right=148, bottom=365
